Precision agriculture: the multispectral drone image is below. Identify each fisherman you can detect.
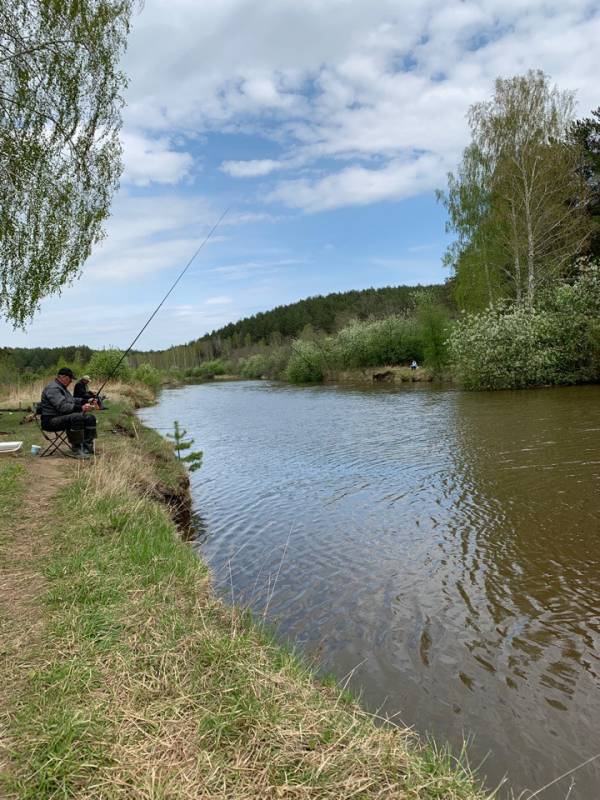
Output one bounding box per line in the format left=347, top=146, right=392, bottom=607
left=410, top=359, right=418, bottom=370
left=39, top=368, right=98, bottom=459
left=74, top=374, right=95, bottom=402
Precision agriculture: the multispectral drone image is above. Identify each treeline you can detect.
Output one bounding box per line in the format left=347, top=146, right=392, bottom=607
left=131, top=284, right=452, bottom=370
left=0, top=345, right=93, bottom=382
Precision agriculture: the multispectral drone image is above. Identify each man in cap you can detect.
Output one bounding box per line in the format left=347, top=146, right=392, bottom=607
left=74, top=374, right=94, bottom=402
left=38, top=368, right=98, bottom=459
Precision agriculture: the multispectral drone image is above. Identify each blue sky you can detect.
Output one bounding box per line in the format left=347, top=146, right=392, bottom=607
left=3, top=0, right=600, bottom=349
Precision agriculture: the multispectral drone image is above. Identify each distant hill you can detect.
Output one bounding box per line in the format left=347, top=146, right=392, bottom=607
left=212, top=283, right=450, bottom=344
left=134, top=282, right=452, bottom=367
left=0, top=284, right=452, bottom=377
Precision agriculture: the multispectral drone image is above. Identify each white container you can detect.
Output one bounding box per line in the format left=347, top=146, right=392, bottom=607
left=0, top=441, right=23, bottom=454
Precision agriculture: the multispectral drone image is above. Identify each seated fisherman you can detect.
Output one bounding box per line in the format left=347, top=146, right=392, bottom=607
left=74, top=374, right=95, bottom=402
left=38, top=368, right=98, bottom=458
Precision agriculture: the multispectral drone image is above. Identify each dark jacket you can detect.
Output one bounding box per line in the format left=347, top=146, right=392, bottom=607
left=74, top=380, right=93, bottom=401
left=38, top=379, right=83, bottom=417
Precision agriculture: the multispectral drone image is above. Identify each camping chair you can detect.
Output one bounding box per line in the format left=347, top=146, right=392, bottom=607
left=33, top=404, right=73, bottom=458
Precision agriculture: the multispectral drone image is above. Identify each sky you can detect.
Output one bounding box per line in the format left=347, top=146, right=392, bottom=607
left=3, top=0, right=600, bottom=349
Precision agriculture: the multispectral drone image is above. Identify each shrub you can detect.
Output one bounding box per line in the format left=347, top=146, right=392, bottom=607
left=332, top=316, right=423, bottom=368
left=133, top=363, right=162, bottom=392
left=413, top=292, right=451, bottom=373
left=238, top=354, right=270, bottom=379
left=87, top=349, right=131, bottom=381
left=285, top=341, right=325, bottom=383
left=186, top=359, right=228, bottom=380
left=448, top=264, right=600, bottom=389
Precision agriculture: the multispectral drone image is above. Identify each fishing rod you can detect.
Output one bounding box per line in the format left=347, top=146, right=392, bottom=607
left=94, top=206, right=230, bottom=398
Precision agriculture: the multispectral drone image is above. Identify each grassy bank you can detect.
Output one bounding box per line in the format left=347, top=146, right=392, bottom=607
left=0, top=390, right=489, bottom=798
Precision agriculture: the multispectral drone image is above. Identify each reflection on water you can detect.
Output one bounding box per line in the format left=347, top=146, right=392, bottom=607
left=139, top=382, right=600, bottom=799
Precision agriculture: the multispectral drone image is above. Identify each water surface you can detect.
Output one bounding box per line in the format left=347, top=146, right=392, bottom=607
left=139, top=381, right=600, bottom=798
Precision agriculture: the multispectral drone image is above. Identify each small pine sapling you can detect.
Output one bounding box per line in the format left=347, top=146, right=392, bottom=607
left=167, top=420, right=203, bottom=472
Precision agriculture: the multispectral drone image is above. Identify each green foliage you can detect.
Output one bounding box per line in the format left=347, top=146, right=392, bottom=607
left=570, top=106, right=600, bottom=257
left=285, top=341, right=326, bottom=384
left=412, top=290, right=451, bottom=373
left=441, top=71, right=591, bottom=308
left=184, top=359, right=229, bottom=381
left=0, top=346, right=94, bottom=382
left=448, top=262, right=600, bottom=389
left=132, top=363, right=161, bottom=392
left=238, top=349, right=290, bottom=380
left=332, top=316, right=423, bottom=369
left=133, top=284, right=452, bottom=371
left=166, top=420, right=203, bottom=473
left=238, top=354, right=270, bottom=380
left=0, top=0, right=137, bottom=326
left=87, top=349, right=131, bottom=381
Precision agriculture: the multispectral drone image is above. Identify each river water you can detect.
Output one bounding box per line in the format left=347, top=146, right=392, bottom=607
left=139, top=381, right=600, bottom=798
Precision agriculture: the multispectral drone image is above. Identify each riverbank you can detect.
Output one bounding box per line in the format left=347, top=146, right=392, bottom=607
left=0, top=391, right=488, bottom=798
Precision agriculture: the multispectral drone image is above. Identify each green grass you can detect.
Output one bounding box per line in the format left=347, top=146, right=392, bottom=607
left=0, top=463, right=25, bottom=517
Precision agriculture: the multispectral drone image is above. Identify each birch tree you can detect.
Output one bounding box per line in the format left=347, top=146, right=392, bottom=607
left=470, top=71, right=591, bottom=304
left=442, top=71, right=591, bottom=307
left=438, top=144, right=506, bottom=309
left=0, top=0, right=136, bottom=326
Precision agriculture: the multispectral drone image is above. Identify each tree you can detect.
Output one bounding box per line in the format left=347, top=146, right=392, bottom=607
left=87, top=348, right=130, bottom=380
left=438, top=144, right=506, bottom=309
left=570, top=107, right=600, bottom=257
left=0, top=0, right=136, bottom=326
left=441, top=71, right=592, bottom=307
left=167, top=421, right=203, bottom=473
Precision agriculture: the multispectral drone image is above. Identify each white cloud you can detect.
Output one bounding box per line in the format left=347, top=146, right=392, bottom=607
left=205, top=295, right=233, bottom=305
left=85, top=193, right=221, bottom=281
left=121, top=131, right=193, bottom=185
left=120, top=0, right=600, bottom=211
left=267, top=153, right=445, bottom=212
left=220, top=159, right=284, bottom=177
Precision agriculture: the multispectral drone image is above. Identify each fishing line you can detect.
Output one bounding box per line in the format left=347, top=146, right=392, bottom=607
left=95, top=206, right=230, bottom=397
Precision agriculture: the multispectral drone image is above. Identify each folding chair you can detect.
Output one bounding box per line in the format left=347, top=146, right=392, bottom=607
left=33, top=404, right=74, bottom=458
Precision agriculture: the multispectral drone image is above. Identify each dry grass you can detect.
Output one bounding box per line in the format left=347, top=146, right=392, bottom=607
left=0, top=378, right=155, bottom=410
left=0, top=378, right=47, bottom=409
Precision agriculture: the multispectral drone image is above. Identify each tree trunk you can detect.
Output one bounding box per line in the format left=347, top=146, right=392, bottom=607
left=510, top=203, right=522, bottom=303
left=524, top=190, right=535, bottom=304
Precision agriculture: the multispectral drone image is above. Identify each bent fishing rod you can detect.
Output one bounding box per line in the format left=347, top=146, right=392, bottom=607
left=95, top=206, right=230, bottom=398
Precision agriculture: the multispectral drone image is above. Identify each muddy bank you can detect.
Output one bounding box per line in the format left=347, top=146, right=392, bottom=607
left=326, top=365, right=442, bottom=384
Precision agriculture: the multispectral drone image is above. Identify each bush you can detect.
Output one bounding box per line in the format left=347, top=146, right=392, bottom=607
left=238, top=348, right=291, bottom=380
left=239, top=354, right=270, bottom=380
left=448, top=264, right=600, bottom=389
left=186, top=359, right=228, bottom=380
left=87, top=349, right=131, bottom=381
left=332, top=316, right=423, bottom=368
left=413, top=292, right=451, bottom=373
left=285, top=341, right=325, bottom=383
left=133, top=363, right=162, bottom=392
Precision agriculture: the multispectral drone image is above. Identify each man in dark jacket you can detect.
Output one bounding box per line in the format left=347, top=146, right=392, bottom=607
left=38, top=368, right=97, bottom=458
left=74, top=374, right=94, bottom=402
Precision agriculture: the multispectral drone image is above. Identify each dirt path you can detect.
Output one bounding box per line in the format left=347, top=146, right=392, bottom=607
left=0, top=457, right=75, bottom=791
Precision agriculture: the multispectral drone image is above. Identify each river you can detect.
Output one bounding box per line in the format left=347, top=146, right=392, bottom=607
left=139, top=381, right=600, bottom=799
